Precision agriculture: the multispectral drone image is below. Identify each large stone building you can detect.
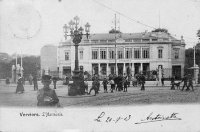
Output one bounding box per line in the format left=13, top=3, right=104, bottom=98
left=52, top=31, right=185, bottom=79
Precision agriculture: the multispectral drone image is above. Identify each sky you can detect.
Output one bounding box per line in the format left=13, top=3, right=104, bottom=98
left=0, top=0, right=200, bottom=55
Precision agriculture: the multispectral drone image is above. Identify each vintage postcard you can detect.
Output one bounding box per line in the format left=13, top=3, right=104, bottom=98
left=0, top=0, right=200, bottom=131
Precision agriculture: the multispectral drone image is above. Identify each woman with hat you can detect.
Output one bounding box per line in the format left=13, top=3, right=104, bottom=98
left=15, top=74, right=24, bottom=93
left=37, top=75, right=60, bottom=107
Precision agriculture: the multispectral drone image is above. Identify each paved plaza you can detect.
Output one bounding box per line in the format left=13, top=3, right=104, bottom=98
left=0, top=81, right=199, bottom=107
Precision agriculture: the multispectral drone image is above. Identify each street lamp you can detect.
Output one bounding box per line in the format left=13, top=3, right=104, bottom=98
left=63, top=16, right=90, bottom=96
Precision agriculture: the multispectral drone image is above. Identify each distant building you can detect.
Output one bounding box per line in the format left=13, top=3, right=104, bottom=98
left=40, top=45, right=57, bottom=76
left=55, top=31, right=185, bottom=79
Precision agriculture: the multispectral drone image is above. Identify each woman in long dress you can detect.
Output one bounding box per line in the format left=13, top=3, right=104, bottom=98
left=16, top=74, right=24, bottom=93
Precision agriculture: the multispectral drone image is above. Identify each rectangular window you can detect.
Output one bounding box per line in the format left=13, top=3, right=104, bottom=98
left=174, top=49, right=179, bottom=59
left=134, top=48, right=140, bottom=59
left=65, top=51, right=69, bottom=60
left=158, top=49, right=163, bottom=58
left=142, top=48, right=149, bottom=58
left=100, top=49, right=106, bottom=59
left=79, top=50, right=83, bottom=60
left=92, top=49, right=98, bottom=59
left=125, top=48, right=132, bottom=59
left=108, top=48, right=115, bottom=59
left=118, top=48, right=124, bottom=59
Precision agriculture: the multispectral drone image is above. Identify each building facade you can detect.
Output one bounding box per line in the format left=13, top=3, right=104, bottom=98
left=41, top=45, right=57, bottom=76
left=57, top=32, right=185, bottom=79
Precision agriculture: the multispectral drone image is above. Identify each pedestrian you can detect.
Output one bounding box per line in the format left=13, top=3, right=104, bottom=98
left=187, top=75, right=194, bottom=91
left=37, top=75, right=60, bottom=107
left=15, top=74, right=24, bottom=93
left=170, top=76, right=175, bottom=90
left=52, top=76, right=58, bottom=89
left=96, top=77, right=100, bottom=93
left=84, top=79, right=88, bottom=93
left=33, top=75, right=38, bottom=91
left=110, top=78, right=115, bottom=93
left=123, top=78, right=128, bottom=92
left=89, top=79, right=98, bottom=96
left=65, top=75, right=69, bottom=85
left=140, top=74, right=145, bottom=91
left=29, top=74, right=33, bottom=85
left=102, top=78, right=108, bottom=93
left=181, top=74, right=188, bottom=91
left=161, top=76, right=165, bottom=87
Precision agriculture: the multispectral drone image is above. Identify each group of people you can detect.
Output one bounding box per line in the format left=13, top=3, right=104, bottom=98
left=86, top=73, right=146, bottom=95
left=15, top=74, right=60, bottom=107
left=170, top=74, right=194, bottom=91
left=13, top=72, right=196, bottom=107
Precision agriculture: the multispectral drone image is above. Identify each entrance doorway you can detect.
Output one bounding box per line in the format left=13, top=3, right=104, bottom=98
left=172, top=66, right=181, bottom=79
left=134, top=63, right=140, bottom=75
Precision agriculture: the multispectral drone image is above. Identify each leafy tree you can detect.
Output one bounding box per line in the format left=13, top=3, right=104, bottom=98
left=0, top=55, right=40, bottom=79
left=109, top=29, right=121, bottom=34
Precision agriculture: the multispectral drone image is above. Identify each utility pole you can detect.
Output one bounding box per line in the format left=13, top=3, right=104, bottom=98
left=194, top=45, right=196, bottom=68
left=114, top=14, right=117, bottom=75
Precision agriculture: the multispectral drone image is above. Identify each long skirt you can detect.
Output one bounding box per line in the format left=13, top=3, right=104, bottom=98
left=16, top=84, right=24, bottom=93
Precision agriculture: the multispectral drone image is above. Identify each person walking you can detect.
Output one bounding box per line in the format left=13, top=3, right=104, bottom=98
left=123, top=78, right=128, bottom=92
left=110, top=78, right=115, bottom=93
left=52, top=76, right=58, bottom=89
left=161, top=76, right=165, bottom=87
left=187, top=75, right=194, bottom=91
left=33, top=75, right=38, bottom=91
left=181, top=74, right=188, bottom=91
left=37, top=75, right=60, bottom=107
left=15, top=74, right=24, bottom=93
left=89, top=79, right=98, bottom=96
left=170, top=76, right=175, bottom=90
left=102, top=78, right=108, bottom=93
left=140, top=74, right=145, bottom=91
left=29, top=74, right=33, bottom=85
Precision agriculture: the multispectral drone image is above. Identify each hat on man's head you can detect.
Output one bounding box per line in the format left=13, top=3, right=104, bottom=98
left=42, top=75, right=51, bottom=81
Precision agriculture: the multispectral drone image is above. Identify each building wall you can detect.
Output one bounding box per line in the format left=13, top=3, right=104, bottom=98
left=41, top=45, right=57, bottom=75
left=57, top=33, right=185, bottom=79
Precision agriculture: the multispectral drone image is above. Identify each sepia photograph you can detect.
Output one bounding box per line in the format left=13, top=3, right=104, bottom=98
left=0, top=0, right=200, bottom=131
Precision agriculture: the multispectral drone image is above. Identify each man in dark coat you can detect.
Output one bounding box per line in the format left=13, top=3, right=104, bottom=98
left=187, top=75, right=194, bottom=91
left=102, top=78, right=108, bottom=93
left=140, top=74, right=145, bottom=91
left=89, top=79, right=98, bottom=96
left=37, top=75, right=60, bottom=107
left=181, top=75, right=188, bottom=91
left=33, top=75, right=38, bottom=91
left=52, top=76, right=58, bottom=89
left=170, top=76, right=175, bottom=90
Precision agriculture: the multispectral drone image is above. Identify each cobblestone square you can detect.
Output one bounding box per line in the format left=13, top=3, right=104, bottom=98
left=0, top=81, right=199, bottom=107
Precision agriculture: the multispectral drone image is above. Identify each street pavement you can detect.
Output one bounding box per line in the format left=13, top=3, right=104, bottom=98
left=0, top=81, right=199, bottom=107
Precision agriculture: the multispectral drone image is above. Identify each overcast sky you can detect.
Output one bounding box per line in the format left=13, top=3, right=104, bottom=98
left=0, top=0, right=200, bottom=55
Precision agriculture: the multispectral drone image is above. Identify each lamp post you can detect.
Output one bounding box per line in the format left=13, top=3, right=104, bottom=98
left=63, top=16, right=90, bottom=96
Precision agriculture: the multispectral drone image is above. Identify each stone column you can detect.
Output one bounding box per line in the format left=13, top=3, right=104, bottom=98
left=123, top=63, right=126, bottom=75
left=132, top=63, right=134, bottom=76
left=98, top=63, right=100, bottom=76
left=116, top=63, right=118, bottom=76
left=141, top=63, right=143, bottom=73
left=106, top=63, right=109, bottom=76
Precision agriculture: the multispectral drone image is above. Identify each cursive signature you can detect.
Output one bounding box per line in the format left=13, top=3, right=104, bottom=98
left=135, top=112, right=182, bottom=124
